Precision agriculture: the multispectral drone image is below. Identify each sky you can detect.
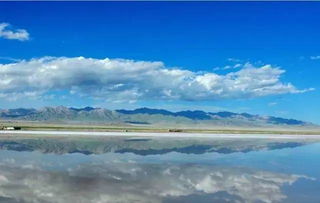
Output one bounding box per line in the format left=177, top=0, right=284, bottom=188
left=0, top=2, right=319, bottom=123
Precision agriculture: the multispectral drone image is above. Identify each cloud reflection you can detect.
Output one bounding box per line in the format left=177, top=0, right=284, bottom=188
left=0, top=161, right=309, bottom=203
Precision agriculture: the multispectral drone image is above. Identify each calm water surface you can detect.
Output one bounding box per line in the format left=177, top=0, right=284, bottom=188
left=0, top=135, right=319, bottom=203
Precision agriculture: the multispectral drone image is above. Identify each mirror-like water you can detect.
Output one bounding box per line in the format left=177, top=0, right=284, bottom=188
left=0, top=136, right=319, bottom=203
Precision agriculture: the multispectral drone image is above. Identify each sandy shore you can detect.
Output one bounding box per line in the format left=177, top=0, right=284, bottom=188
left=1, top=130, right=320, bottom=139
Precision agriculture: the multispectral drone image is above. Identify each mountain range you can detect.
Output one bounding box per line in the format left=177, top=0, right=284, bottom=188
left=0, top=106, right=314, bottom=128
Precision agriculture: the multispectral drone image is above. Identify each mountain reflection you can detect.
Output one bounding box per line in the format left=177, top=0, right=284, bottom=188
left=0, top=137, right=312, bottom=155
left=0, top=160, right=308, bottom=203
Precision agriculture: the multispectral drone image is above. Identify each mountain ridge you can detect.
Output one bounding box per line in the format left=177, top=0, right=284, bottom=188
left=0, top=106, right=313, bottom=127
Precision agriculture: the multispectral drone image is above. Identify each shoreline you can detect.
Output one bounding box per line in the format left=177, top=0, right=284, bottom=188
left=1, top=130, right=320, bottom=139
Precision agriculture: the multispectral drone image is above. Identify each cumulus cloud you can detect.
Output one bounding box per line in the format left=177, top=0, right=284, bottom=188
left=0, top=57, right=311, bottom=102
left=0, top=162, right=309, bottom=203
left=0, top=23, right=29, bottom=41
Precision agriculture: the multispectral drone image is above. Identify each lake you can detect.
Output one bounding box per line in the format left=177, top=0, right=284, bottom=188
left=0, top=135, right=319, bottom=203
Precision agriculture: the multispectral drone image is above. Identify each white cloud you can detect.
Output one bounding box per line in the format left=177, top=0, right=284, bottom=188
left=310, top=56, right=320, bottom=60
left=0, top=56, right=21, bottom=62
left=214, top=63, right=243, bottom=71
left=0, top=23, right=29, bottom=41
left=0, top=56, right=311, bottom=102
left=268, top=102, right=277, bottom=106
left=227, top=58, right=241, bottom=62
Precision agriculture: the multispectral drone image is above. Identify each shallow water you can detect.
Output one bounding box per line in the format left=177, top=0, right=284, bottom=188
left=0, top=136, right=319, bottom=203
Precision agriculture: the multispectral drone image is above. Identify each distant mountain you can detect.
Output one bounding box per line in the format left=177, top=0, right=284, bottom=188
left=117, top=108, right=175, bottom=116
left=0, top=108, right=36, bottom=118
left=0, top=106, right=313, bottom=127
left=69, top=107, right=96, bottom=112
left=116, top=107, right=308, bottom=126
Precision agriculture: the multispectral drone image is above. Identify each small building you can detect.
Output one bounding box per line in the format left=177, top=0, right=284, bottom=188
left=168, top=129, right=183, bottom=132
left=1, top=126, right=21, bottom=130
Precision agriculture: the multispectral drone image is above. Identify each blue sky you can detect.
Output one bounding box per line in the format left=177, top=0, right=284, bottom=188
left=0, top=2, right=319, bottom=123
